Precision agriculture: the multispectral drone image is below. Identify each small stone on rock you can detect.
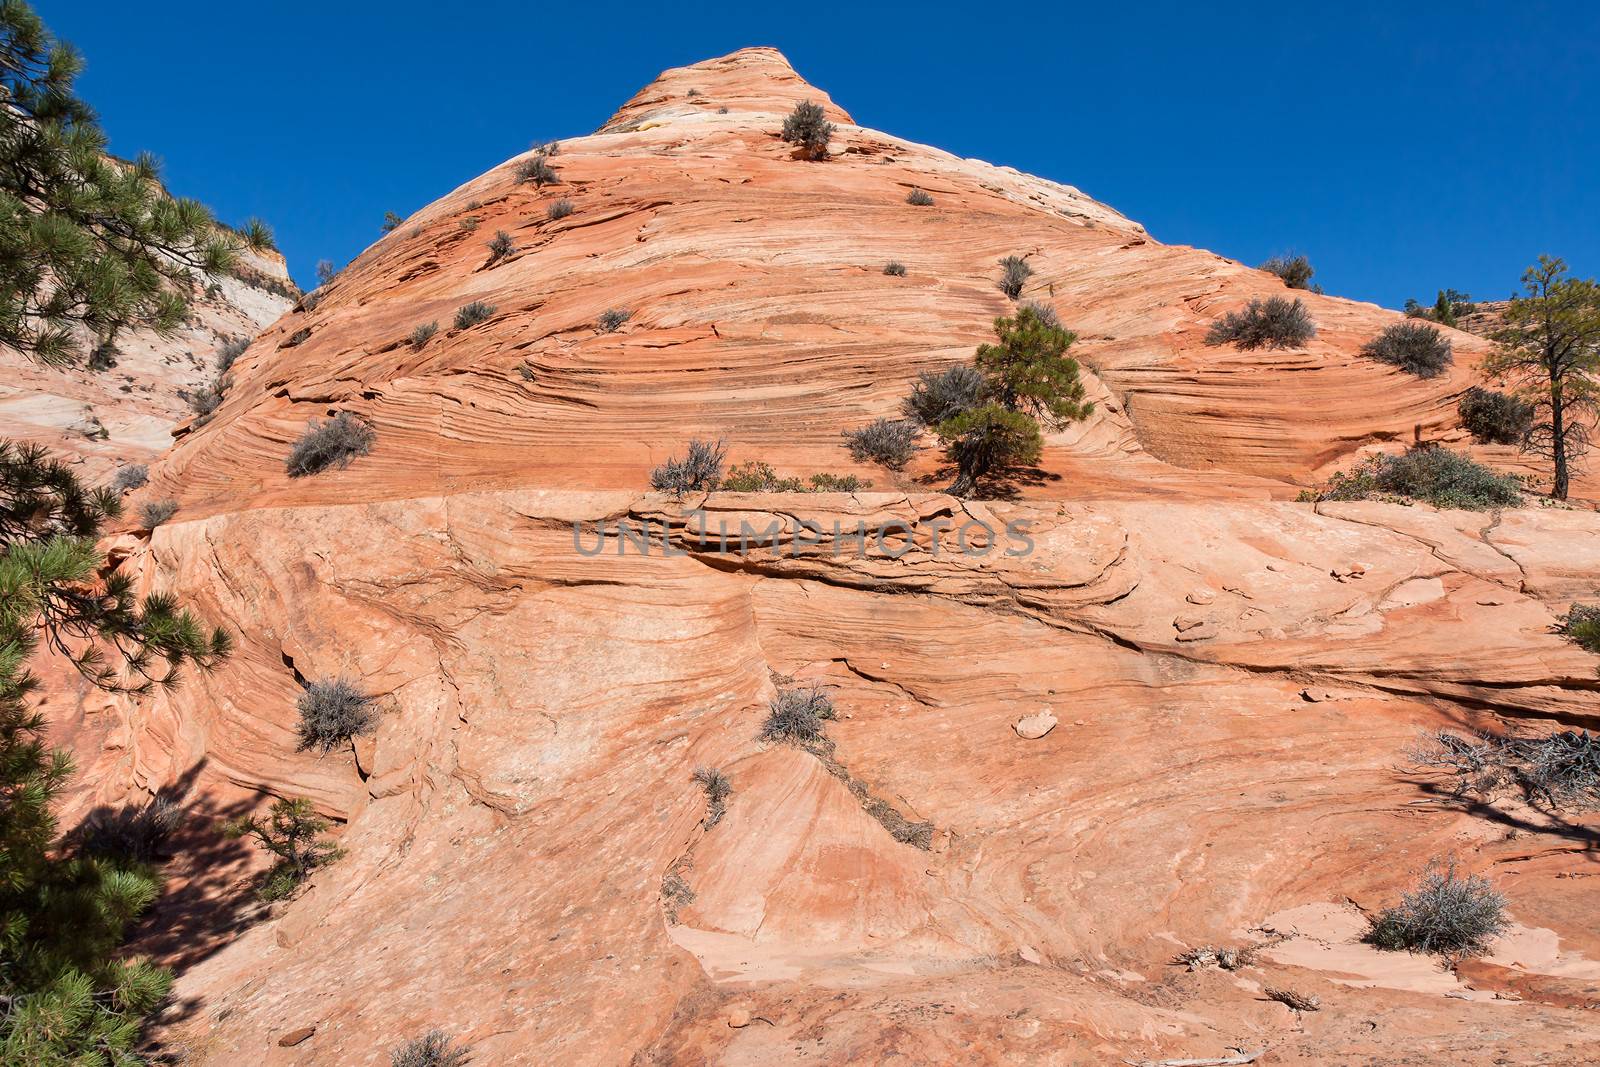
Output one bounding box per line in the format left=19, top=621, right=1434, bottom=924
left=1013, top=711, right=1058, bottom=739
left=278, top=1026, right=317, bottom=1047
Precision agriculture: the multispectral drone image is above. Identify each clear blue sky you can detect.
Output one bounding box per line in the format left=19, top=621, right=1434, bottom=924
left=40, top=0, right=1597, bottom=305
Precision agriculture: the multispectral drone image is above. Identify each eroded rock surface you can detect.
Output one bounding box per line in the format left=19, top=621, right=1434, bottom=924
left=38, top=49, right=1600, bottom=1065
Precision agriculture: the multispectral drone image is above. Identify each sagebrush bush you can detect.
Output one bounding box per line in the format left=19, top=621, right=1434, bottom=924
left=487, top=230, right=516, bottom=262
left=780, top=99, right=833, bottom=160
left=903, top=365, right=987, bottom=428
left=139, top=498, right=178, bottom=528
left=517, top=156, right=559, bottom=187
left=1260, top=253, right=1319, bottom=291
left=1306, top=448, right=1522, bottom=510
left=651, top=438, right=726, bottom=494
left=1560, top=603, right=1600, bottom=655
left=597, top=308, right=632, bottom=333
left=409, top=321, right=438, bottom=350
left=1362, top=321, right=1453, bottom=378
left=283, top=326, right=311, bottom=348
left=111, top=464, right=148, bottom=492
left=844, top=417, right=918, bottom=470
left=883, top=261, right=907, bottom=276
left=761, top=686, right=835, bottom=744
left=1206, top=296, right=1316, bottom=350
left=1366, top=859, right=1508, bottom=957
left=79, top=797, right=184, bottom=864
left=996, top=255, right=1032, bottom=300
left=187, top=378, right=225, bottom=421
left=906, top=188, right=934, bottom=207
left=1459, top=387, right=1534, bottom=445
left=296, top=678, right=376, bottom=752
left=390, top=1030, right=469, bottom=1067
left=454, top=301, right=495, bottom=329
left=693, top=767, right=732, bottom=829
left=216, top=336, right=250, bottom=372
left=285, top=412, right=375, bottom=478
left=1018, top=300, right=1061, bottom=329
left=547, top=198, right=575, bottom=221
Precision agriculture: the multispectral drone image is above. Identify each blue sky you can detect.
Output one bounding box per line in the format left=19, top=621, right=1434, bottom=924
left=40, top=1, right=1597, bottom=305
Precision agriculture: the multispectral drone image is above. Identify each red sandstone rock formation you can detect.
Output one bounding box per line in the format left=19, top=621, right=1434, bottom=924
left=36, top=48, right=1600, bottom=1065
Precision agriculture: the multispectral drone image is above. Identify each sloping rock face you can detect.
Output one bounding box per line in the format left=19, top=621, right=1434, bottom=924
left=0, top=246, right=297, bottom=482
left=50, top=49, right=1600, bottom=1065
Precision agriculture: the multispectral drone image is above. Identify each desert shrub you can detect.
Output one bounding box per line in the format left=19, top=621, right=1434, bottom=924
left=883, top=261, right=907, bottom=276
left=87, top=338, right=118, bottom=370
left=409, top=321, right=439, bottom=350
left=761, top=686, right=835, bottom=744
left=382, top=211, right=404, bottom=233
left=547, top=198, right=575, bottom=221
left=285, top=412, right=375, bottom=478
left=78, top=797, right=184, bottom=864
left=1019, top=300, right=1061, bottom=329
left=531, top=139, right=561, bottom=157
left=780, top=99, right=833, bottom=160
left=597, top=308, right=632, bottom=333
left=517, top=156, right=559, bottom=187
left=1205, top=296, right=1315, bottom=350
left=454, top=301, right=495, bottom=329
left=1260, top=253, right=1320, bottom=292
left=225, top=798, right=343, bottom=901
left=1406, top=289, right=1476, bottom=327
left=807, top=473, right=871, bottom=492
left=486, top=230, right=516, bottom=262
left=139, top=498, right=178, bottom=528
left=693, top=767, right=732, bottom=829
left=906, top=188, right=934, bottom=207
left=111, top=464, right=148, bottom=492
left=650, top=438, right=726, bottom=494
left=1409, top=727, right=1600, bottom=810
left=844, top=418, right=918, bottom=470
left=903, top=364, right=987, bottom=427
left=996, top=255, right=1032, bottom=300
left=187, top=377, right=228, bottom=422
left=390, top=1030, right=469, bottom=1067
left=1459, top=387, right=1534, bottom=445
left=719, top=461, right=805, bottom=492
left=391, top=1031, right=470, bottom=1067
left=216, top=336, right=250, bottom=372
left=316, top=260, right=336, bottom=287
left=283, top=326, right=311, bottom=348
left=1366, top=859, right=1508, bottom=957
left=457, top=217, right=479, bottom=232
left=1362, top=321, right=1453, bottom=378
left=1560, top=603, right=1600, bottom=654
left=1306, top=448, right=1522, bottom=510
left=296, top=678, right=376, bottom=753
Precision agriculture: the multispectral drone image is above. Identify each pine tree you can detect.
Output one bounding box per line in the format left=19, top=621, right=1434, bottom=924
left=905, top=306, right=1094, bottom=496
left=0, top=0, right=268, bottom=367
left=1486, top=256, right=1600, bottom=500
left=1, top=440, right=229, bottom=1062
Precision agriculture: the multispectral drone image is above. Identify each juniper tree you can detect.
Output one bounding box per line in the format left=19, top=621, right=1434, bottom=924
left=1486, top=256, right=1600, bottom=500
left=0, top=1, right=267, bottom=367
left=0, top=438, right=230, bottom=1061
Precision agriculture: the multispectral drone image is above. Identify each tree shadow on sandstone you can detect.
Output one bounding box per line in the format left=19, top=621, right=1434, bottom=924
left=915, top=461, right=1062, bottom=501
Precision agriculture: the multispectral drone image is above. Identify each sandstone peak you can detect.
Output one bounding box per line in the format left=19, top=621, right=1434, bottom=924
left=602, top=46, right=853, bottom=132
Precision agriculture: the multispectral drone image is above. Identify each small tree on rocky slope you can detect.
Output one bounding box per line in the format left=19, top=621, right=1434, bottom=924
left=904, top=306, right=1093, bottom=496
left=0, top=1, right=269, bottom=366
left=1486, top=256, right=1600, bottom=500
left=780, top=99, right=833, bottom=160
